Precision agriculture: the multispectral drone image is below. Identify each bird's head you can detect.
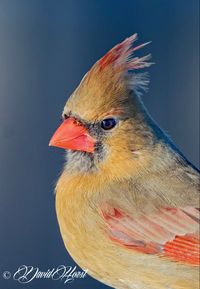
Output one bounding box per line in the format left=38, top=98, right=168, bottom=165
left=49, top=34, right=154, bottom=176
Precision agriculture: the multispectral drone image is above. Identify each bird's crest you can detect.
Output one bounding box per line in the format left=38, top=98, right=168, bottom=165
left=85, top=34, right=153, bottom=94
left=98, top=34, right=151, bottom=71
left=67, top=34, right=153, bottom=120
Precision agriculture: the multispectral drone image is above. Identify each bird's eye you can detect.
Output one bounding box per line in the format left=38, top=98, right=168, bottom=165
left=101, top=118, right=117, bottom=130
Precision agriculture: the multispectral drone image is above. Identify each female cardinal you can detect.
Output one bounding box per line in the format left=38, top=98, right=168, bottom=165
left=49, top=34, right=199, bottom=289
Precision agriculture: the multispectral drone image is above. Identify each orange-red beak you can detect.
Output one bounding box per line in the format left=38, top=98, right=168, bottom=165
left=49, top=117, right=95, bottom=153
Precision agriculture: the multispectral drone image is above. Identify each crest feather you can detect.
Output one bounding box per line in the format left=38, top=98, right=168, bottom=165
left=97, top=34, right=153, bottom=95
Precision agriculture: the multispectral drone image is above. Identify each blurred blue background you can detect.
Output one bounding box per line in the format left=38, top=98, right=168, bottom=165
left=0, top=1, right=199, bottom=288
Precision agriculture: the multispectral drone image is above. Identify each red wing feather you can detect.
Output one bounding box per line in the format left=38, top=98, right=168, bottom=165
left=164, top=234, right=199, bottom=265
left=100, top=205, right=200, bottom=266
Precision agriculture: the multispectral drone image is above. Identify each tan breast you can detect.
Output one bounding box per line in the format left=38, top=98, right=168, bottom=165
left=55, top=171, right=199, bottom=289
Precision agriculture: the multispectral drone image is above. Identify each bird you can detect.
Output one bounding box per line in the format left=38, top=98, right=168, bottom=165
left=49, top=34, right=200, bottom=289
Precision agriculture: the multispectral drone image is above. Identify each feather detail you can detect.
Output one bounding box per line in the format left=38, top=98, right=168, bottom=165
left=98, top=34, right=152, bottom=70
left=100, top=205, right=200, bottom=266
left=127, top=72, right=150, bottom=96
left=97, top=34, right=153, bottom=96
left=163, top=234, right=199, bottom=265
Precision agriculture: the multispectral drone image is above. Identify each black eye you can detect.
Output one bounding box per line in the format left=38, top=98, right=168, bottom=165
left=101, top=118, right=117, bottom=130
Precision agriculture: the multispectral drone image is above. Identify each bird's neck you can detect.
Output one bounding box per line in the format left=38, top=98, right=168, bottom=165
left=131, top=93, right=199, bottom=174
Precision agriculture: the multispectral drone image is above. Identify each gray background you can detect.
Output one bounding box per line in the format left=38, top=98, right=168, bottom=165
left=0, top=1, right=199, bottom=289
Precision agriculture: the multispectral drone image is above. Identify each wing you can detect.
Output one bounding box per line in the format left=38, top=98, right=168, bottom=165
left=100, top=205, right=200, bottom=266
